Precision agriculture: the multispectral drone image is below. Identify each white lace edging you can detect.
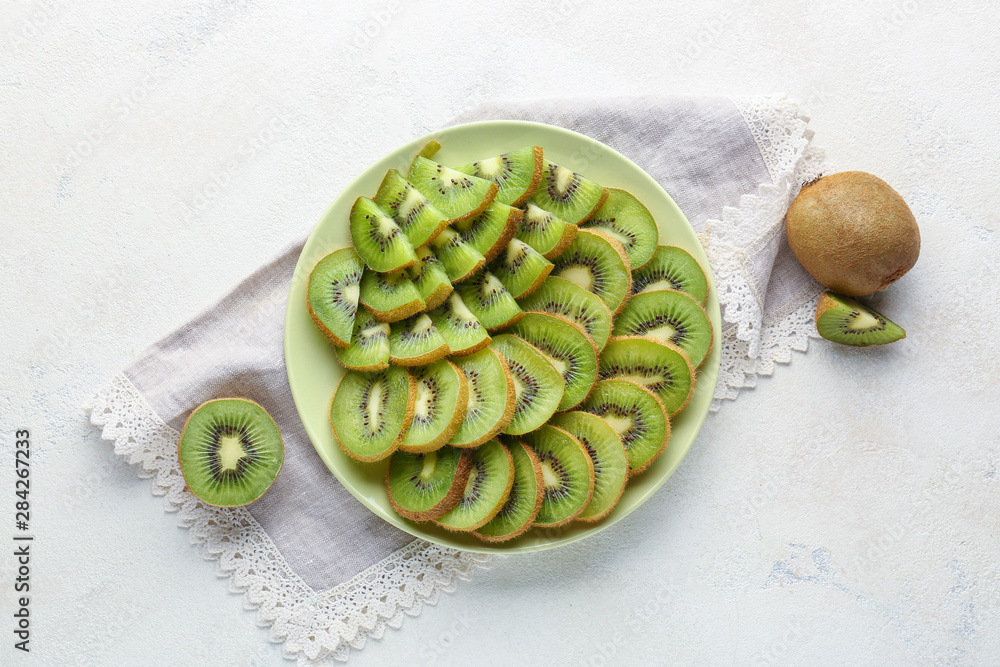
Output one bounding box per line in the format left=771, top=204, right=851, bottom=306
left=86, top=374, right=491, bottom=664
left=706, top=96, right=829, bottom=410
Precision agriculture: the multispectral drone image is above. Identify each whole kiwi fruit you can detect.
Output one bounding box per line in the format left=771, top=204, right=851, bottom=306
left=785, top=172, right=919, bottom=296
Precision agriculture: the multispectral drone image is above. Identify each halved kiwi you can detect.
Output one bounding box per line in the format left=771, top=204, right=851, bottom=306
left=518, top=203, right=579, bottom=260
left=178, top=398, right=284, bottom=507
left=456, top=146, right=543, bottom=207
left=815, top=292, right=906, bottom=346
left=579, top=379, right=670, bottom=476
left=488, top=238, right=554, bottom=299
left=427, top=292, right=491, bottom=357
left=428, top=228, right=486, bottom=284
left=330, top=367, right=415, bottom=462
left=454, top=271, right=524, bottom=331
left=472, top=440, right=544, bottom=542
left=349, top=197, right=418, bottom=273
left=388, top=313, right=451, bottom=366
left=598, top=336, right=695, bottom=416
left=490, top=334, right=564, bottom=435
left=359, top=268, right=425, bottom=323
left=449, top=348, right=516, bottom=448
left=307, top=248, right=363, bottom=349
left=400, top=360, right=469, bottom=453
left=454, top=202, right=522, bottom=263
left=522, top=424, right=595, bottom=528
left=549, top=411, right=627, bottom=522
left=530, top=160, right=608, bottom=225
left=509, top=312, right=598, bottom=411
left=516, top=275, right=613, bottom=351
left=631, top=245, right=709, bottom=305
left=406, top=246, right=453, bottom=311
left=582, top=188, right=658, bottom=270
left=435, top=439, right=515, bottom=532
left=386, top=447, right=473, bottom=521
left=335, top=308, right=391, bottom=371
left=373, top=169, right=449, bottom=249
left=408, top=156, right=497, bottom=224
left=612, top=290, right=714, bottom=368
left=550, top=228, right=632, bottom=316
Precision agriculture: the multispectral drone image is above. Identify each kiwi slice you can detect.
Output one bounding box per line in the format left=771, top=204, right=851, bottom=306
left=522, top=425, right=595, bottom=527
left=435, top=439, right=515, bottom=532
left=450, top=348, right=516, bottom=448
left=456, top=146, right=544, bottom=207
left=307, top=248, right=364, bottom=349
left=598, top=336, right=695, bottom=416
left=509, top=312, right=598, bottom=411
left=453, top=202, right=521, bottom=263
left=516, top=275, right=613, bottom=351
left=428, top=227, right=486, bottom=284
left=406, top=246, right=453, bottom=311
left=359, top=268, right=425, bottom=323
left=517, top=203, right=579, bottom=260
left=488, top=238, right=554, bottom=299
left=335, top=308, right=391, bottom=371
left=631, top=245, right=709, bottom=305
left=427, top=292, right=491, bottom=357
left=388, top=313, right=450, bottom=366
left=454, top=271, right=524, bottom=332
left=330, top=366, right=415, bottom=462
left=550, top=228, right=632, bottom=316
left=612, top=290, right=714, bottom=368
left=373, top=169, right=450, bottom=249
left=400, top=360, right=469, bottom=452
left=178, top=398, right=284, bottom=507
left=472, top=441, right=544, bottom=542
left=490, top=334, right=564, bottom=435
left=582, top=188, right=659, bottom=270
left=530, top=159, right=608, bottom=225
left=815, top=292, right=906, bottom=346
left=408, top=156, right=498, bottom=224
left=579, top=379, right=670, bottom=476
left=386, top=447, right=473, bottom=521
left=349, top=197, right=418, bottom=273
left=549, top=411, right=627, bottom=522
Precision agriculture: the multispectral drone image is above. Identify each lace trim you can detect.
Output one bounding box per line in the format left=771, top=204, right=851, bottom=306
left=86, top=374, right=491, bottom=664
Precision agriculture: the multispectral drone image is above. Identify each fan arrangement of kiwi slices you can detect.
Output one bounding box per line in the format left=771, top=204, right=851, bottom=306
left=312, top=141, right=713, bottom=543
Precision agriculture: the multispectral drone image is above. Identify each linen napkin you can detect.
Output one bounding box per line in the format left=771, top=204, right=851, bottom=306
left=88, top=95, right=826, bottom=664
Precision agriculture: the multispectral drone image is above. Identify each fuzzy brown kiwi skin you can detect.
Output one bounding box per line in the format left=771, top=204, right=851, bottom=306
left=541, top=222, right=579, bottom=260
left=580, top=228, right=633, bottom=316
left=605, top=335, right=696, bottom=417
left=450, top=349, right=517, bottom=449
left=480, top=207, right=523, bottom=264
left=389, top=340, right=451, bottom=368
left=336, top=355, right=389, bottom=373
left=306, top=272, right=353, bottom=349
left=177, top=398, right=285, bottom=508
left=398, top=361, right=470, bottom=454
left=513, top=260, right=554, bottom=300
left=580, top=187, right=610, bottom=225
left=421, top=282, right=453, bottom=313
left=446, top=334, right=492, bottom=358
left=531, top=425, right=596, bottom=529
left=360, top=291, right=425, bottom=324
left=330, top=372, right=416, bottom=463
left=484, top=309, right=526, bottom=333
left=386, top=449, right=474, bottom=522
left=437, top=442, right=516, bottom=533
left=449, top=182, right=499, bottom=226
left=512, top=146, right=546, bottom=208
left=471, top=441, right=545, bottom=543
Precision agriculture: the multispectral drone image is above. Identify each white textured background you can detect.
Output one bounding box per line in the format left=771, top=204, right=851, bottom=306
left=2, top=0, right=999, bottom=665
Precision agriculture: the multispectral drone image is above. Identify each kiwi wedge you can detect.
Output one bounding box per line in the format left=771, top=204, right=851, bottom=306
left=598, top=336, right=695, bottom=416
left=456, top=146, right=544, bottom=207
left=472, top=441, right=544, bottom=542
left=509, top=312, right=598, bottom=411
left=427, top=292, right=491, bottom=357
left=428, top=227, right=486, bottom=284
left=516, top=275, right=613, bottom=351
left=518, top=203, right=579, bottom=260
left=388, top=313, right=451, bottom=366
left=330, top=366, right=415, bottom=462
left=178, top=398, right=284, bottom=507
left=530, top=159, right=608, bottom=225
left=583, top=188, right=658, bottom=270
left=349, top=197, right=418, bottom=273
left=490, top=334, right=564, bottom=435
left=550, top=228, right=632, bottom=316
left=373, top=169, right=450, bottom=249
left=335, top=308, right=391, bottom=371
left=454, top=271, right=524, bottom=331
left=522, top=425, right=595, bottom=528
left=488, top=238, right=554, bottom=299
left=579, top=379, right=670, bottom=476
left=359, top=269, right=425, bottom=323
left=406, top=246, right=453, bottom=311
left=612, top=290, right=714, bottom=368
left=400, top=360, right=469, bottom=452
left=632, top=245, right=709, bottom=305
left=450, top=348, right=516, bottom=448
left=386, top=447, right=473, bottom=521
left=815, top=292, right=906, bottom=346
left=549, top=411, right=627, bottom=522
left=307, top=248, right=364, bottom=349
left=408, top=156, right=498, bottom=224
left=453, top=202, right=522, bottom=263
left=435, top=439, right=515, bottom=532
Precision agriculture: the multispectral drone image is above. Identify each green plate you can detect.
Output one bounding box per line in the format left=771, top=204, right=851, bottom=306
left=285, top=121, right=720, bottom=554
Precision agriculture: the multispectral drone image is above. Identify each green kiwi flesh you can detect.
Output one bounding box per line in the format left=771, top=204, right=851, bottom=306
left=427, top=292, right=491, bottom=357
left=488, top=238, right=554, bottom=299
left=388, top=313, right=450, bottom=366
left=583, top=188, right=659, bottom=270
left=632, top=245, right=709, bottom=305
left=435, top=439, right=515, bottom=532
left=509, top=312, right=598, bottom=411
left=428, top=227, right=486, bottom=284
left=307, top=248, right=364, bottom=349
left=408, top=156, right=498, bottom=223
left=516, top=275, right=613, bottom=351
left=450, top=348, right=516, bottom=448
left=530, top=159, right=608, bottom=225
left=579, top=379, right=670, bottom=476
left=453, top=202, right=522, bottom=263
left=522, top=424, right=595, bottom=527
left=472, top=441, right=544, bottom=542
left=550, top=228, right=632, bottom=316
left=359, top=269, right=425, bottom=323
left=518, top=203, right=579, bottom=260
left=386, top=447, right=473, bottom=521
left=373, top=169, right=449, bottom=249
left=489, top=334, right=564, bottom=435
left=178, top=398, right=284, bottom=507
left=330, top=367, right=415, bottom=462
left=815, top=292, right=906, bottom=346
left=612, top=290, right=714, bottom=368
left=349, top=196, right=418, bottom=273
left=400, top=359, right=469, bottom=452
left=456, top=146, right=544, bottom=207
left=549, top=411, right=627, bottom=522
left=598, top=336, right=695, bottom=416
left=336, top=308, right=391, bottom=371
left=406, top=246, right=453, bottom=311
left=454, top=271, right=524, bottom=331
